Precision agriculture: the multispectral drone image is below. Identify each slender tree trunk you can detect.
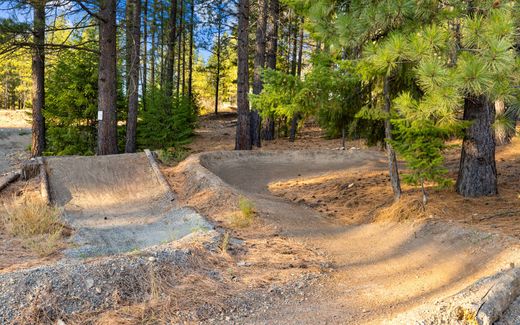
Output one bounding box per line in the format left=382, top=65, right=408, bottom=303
left=250, top=0, right=268, bottom=148
left=262, top=0, right=279, bottom=140
left=159, top=4, right=166, bottom=89
left=31, top=1, right=46, bottom=157
left=290, top=15, right=298, bottom=76
left=151, top=0, right=157, bottom=86
left=125, top=0, right=141, bottom=153
left=383, top=76, right=401, bottom=200
left=297, top=18, right=303, bottom=78
left=165, top=0, right=177, bottom=98
left=188, top=0, right=194, bottom=100
left=288, top=16, right=301, bottom=142
left=142, top=0, right=148, bottom=111
left=176, top=0, right=183, bottom=98
left=456, top=96, right=498, bottom=197
left=181, top=11, right=186, bottom=96
left=235, top=0, right=251, bottom=150
left=97, top=0, right=119, bottom=155
left=214, top=22, right=221, bottom=114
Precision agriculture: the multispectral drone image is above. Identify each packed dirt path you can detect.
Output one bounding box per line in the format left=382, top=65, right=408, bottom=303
left=198, top=150, right=518, bottom=323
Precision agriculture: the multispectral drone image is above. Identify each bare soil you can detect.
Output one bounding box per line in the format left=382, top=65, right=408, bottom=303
left=1, top=111, right=519, bottom=323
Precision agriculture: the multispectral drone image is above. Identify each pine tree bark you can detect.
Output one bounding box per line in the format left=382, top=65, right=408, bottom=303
left=456, top=95, right=498, bottom=197
left=288, top=16, right=301, bottom=142
left=142, top=0, right=148, bottom=111
left=262, top=0, right=279, bottom=141
left=235, top=0, right=251, bottom=150
left=297, top=18, right=303, bottom=78
left=250, top=0, right=268, bottom=148
left=188, top=0, right=194, bottom=100
left=97, top=0, right=119, bottom=155
left=214, top=20, right=222, bottom=114
left=165, top=0, right=177, bottom=98
left=31, top=0, right=46, bottom=157
left=151, top=0, right=157, bottom=86
left=383, top=76, right=401, bottom=200
left=176, top=0, right=183, bottom=98
left=125, top=0, right=141, bottom=153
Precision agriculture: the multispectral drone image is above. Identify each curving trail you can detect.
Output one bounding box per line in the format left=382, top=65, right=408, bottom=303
left=197, top=150, right=518, bottom=324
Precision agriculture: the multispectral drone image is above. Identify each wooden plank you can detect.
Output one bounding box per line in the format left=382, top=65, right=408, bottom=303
left=36, top=157, right=50, bottom=204
left=0, top=172, right=20, bottom=193
left=144, top=149, right=175, bottom=201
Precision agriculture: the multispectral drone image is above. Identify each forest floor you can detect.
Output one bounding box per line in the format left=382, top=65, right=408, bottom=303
left=0, top=111, right=519, bottom=323
left=161, top=113, right=520, bottom=323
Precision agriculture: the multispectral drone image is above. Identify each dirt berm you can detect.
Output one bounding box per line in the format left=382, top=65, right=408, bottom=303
left=45, top=152, right=212, bottom=257
left=178, top=149, right=520, bottom=324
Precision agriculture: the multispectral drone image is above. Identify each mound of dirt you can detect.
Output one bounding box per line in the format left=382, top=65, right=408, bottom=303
left=45, top=153, right=213, bottom=257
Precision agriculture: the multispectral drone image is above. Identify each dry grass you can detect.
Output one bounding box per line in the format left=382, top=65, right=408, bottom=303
left=61, top=248, right=234, bottom=325
left=374, top=193, right=448, bottom=223
left=1, top=193, right=66, bottom=257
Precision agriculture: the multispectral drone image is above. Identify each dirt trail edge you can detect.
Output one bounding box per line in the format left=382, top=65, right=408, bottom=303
left=179, top=149, right=520, bottom=324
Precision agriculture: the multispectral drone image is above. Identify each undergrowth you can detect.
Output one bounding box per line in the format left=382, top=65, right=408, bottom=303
left=2, top=194, right=66, bottom=257
left=229, top=197, right=255, bottom=228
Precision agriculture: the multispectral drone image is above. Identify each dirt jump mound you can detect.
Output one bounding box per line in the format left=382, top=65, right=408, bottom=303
left=46, top=152, right=212, bottom=257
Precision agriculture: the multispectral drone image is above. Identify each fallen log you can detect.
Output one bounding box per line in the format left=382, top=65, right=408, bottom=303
left=144, top=149, right=175, bottom=201
left=0, top=172, right=20, bottom=193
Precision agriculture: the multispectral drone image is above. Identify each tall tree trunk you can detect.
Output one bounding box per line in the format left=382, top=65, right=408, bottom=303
left=214, top=21, right=221, bottom=115
left=188, top=0, right=194, bottom=100
left=181, top=11, right=186, bottom=96
left=297, top=18, right=303, bottom=78
left=125, top=0, right=141, bottom=153
left=456, top=96, right=498, bottom=197
left=142, top=0, right=148, bottom=111
left=159, top=3, right=166, bottom=90
left=288, top=16, right=301, bottom=142
left=262, top=0, right=279, bottom=140
left=250, top=0, right=268, bottom=148
left=383, top=76, right=401, bottom=200
left=176, top=0, right=183, bottom=98
left=31, top=0, right=46, bottom=157
left=151, top=0, right=157, bottom=86
left=165, top=0, right=177, bottom=98
left=235, top=0, right=251, bottom=150
left=97, top=0, right=119, bottom=155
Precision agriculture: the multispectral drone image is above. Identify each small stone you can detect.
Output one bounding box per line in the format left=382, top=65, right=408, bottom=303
left=95, top=287, right=102, bottom=294
left=148, top=256, right=156, bottom=262
left=348, top=183, right=354, bottom=188
left=56, top=319, right=66, bottom=325
left=85, top=278, right=94, bottom=289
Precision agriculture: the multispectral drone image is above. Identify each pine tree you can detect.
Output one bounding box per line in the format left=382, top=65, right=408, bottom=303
left=293, top=0, right=519, bottom=198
